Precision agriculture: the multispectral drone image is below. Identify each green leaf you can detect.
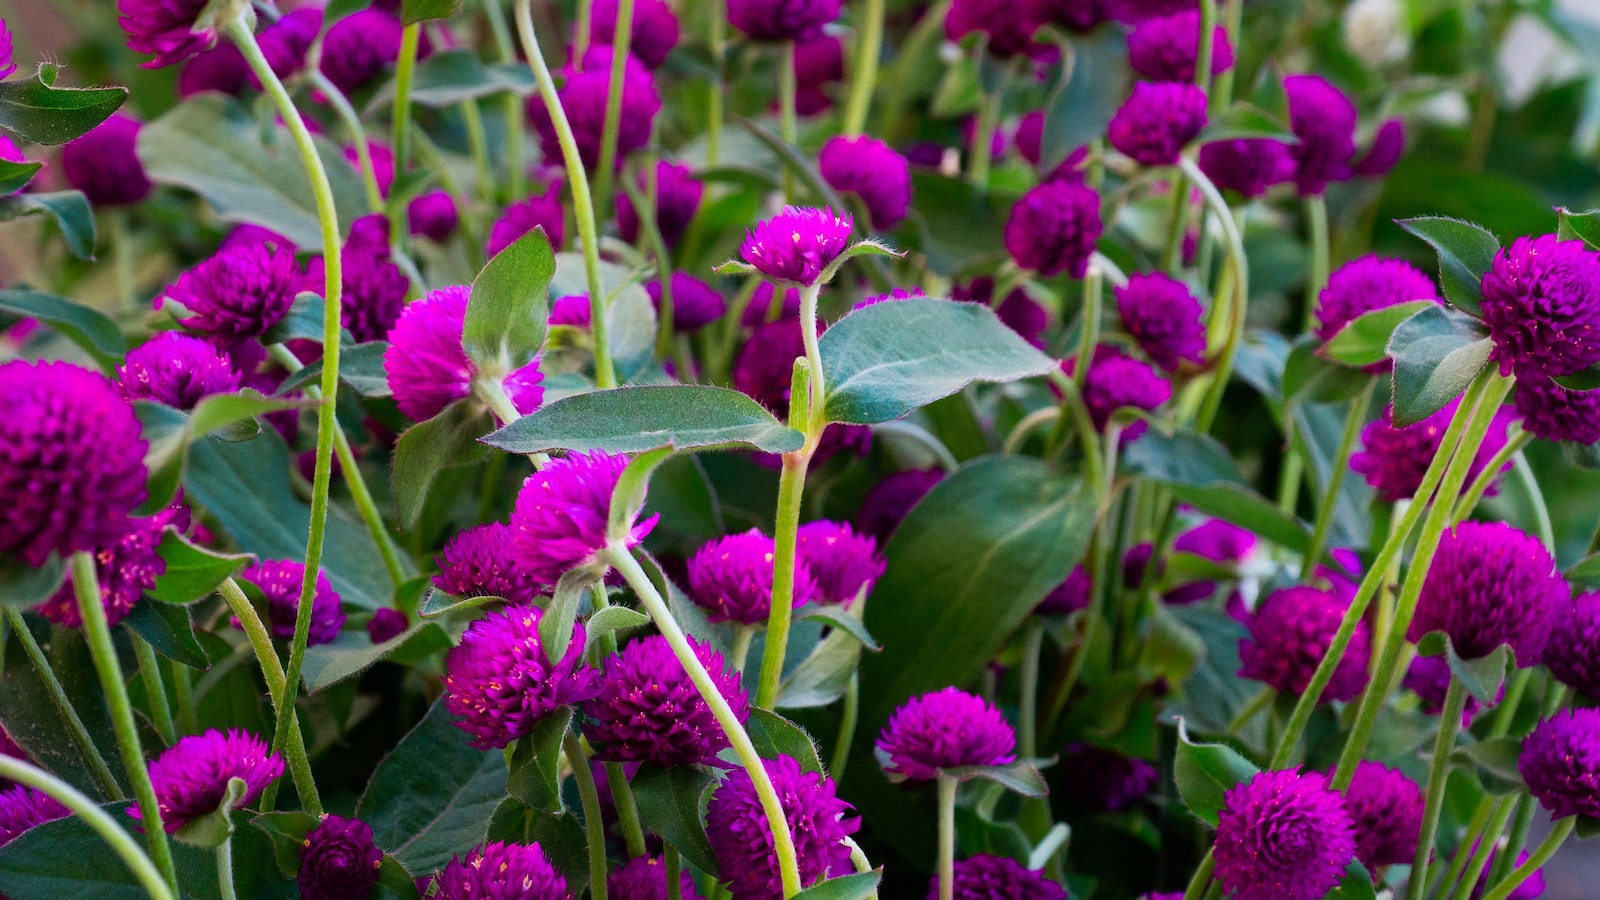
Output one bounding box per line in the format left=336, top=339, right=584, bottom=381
left=1576, top=816, right=1600, bottom=841
left=1040, top=28, right=1128, bottom=172
left=148, top=530, right=252, bottom=604
left=418, top=588, right=506, bottom=619
left=0, top=159, right=41, bottom=194
left=799, top=606, right=878, bottom=651
left=393, top=401, right=495, bottom=529
left=539, top=570, right=594, bottom=665
left=0, top=620, right=124, bottom=797
left=1119, top=423, right=1245, bottom=487
left=0, top=65, right=126, bottom=144
left=484, top=385, right=805, bottom=455
left=0, top=191, right=96, bottom=259
left=392, top=50, right=535, bottom=106
left=1325, top=858, right=1378, bottom=900
left=401, top=0, right=462, bottom=23
left=1283, top=337, right=1373, bottom=404
left=123, top=601, right=209, bottom=669
left=608, top=445, right=675, bottom=543
left=189, top=391, right=308, bottom=440
left=791, top=872, right=884, bottom=900
left=0, top=555, right=65, bottom=609
left=466, top=225, right=554, bottom=372
left=1396, top=216, right=1501, bottom=317
left=745, top=708, right=823, bottom=774
left=1197, top=102, right=1294, bottom=143
left=1553, top=365, right=1600, bottom=391
left=1419, top=631, right=1512, bottom=705
left=1557, top=207, right=1600, bottom=252
left=506, top=707, right=573, bottom=812
left=173, top=776, right=249, bottom=848
left=942, top=761, right=1050, bottom=797
left=1323, top=300, right=1438, bottom=369
left=1566, top=552, right=1600, bottom=588
left=1386, top=304, right=1492, bottom=426
left=300, top=622, right=453, bottom=692
left=778, top=623, right=864, bottom=709
left=608, top=282, right=661, bottom=382
left=584, top=605, right=650, bottom=647
left=261, top=293, right=328, bottom=346
left=135, top=402, right=190, bottom=516
left=904, top=173, right=1019, bottom=276
left=1173, top=720, right=1259, bottom=826
left=630, top=765, right=720, bottom=877
left=1452, top=736, right=1526, bottom=795
left=250, top=811, right=318, bottom=875
left=485, top=800, right=590, bottom=893
left=816, top=240, right=907, bottom=285
left=819, top=299, right=1058, bottom=425
left=0, top=290, right=125, bottom=369
left=276, top=341, right=392, bottom=397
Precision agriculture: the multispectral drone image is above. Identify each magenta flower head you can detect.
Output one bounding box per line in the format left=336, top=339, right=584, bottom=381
left=367, top=608, right=408, bottom=644
left=706, top=755, right=858, bottom=899
left=1038, top=566, right=1091, bottom=616
left=1213, top=768, right=1358, bottom=900
left=434, top=522, right=540, bottom=606
left=118, top=0, right=213, bottom=68
left=530, top=47, right=659, bottom=172
left=166, top=242, right=300, bottom=348
left=37, top=510, right=171, bottom=629
left=429, top=841, right=569, bottom=900
left=320, top=8, right=403, bottom=93
left=133, top=729, right=284, bottom=834
left=1355, top=118, right=1406, bottom=177
left=117, top=332, right=242, bottom=410
left=1285, top=74, right=1358, bottom=195
left=925, top=854, right=1067, bottom=900
left=1057, top=743, right=1160, bottom=812
left=1341, top=760, right=1424, bottom=871
left=444, top=606, right=598, bottom=750
left=510, top=450, right=657, bottom=586
left=298, top=814, right=382, bottom=900
left=739, top=206, right=855, bottom=286
left=1351, top=399, right=1515, bottom=502
left=1116, top=272, right=1207, bottom=372
left=793, top=34, right=844, bottom=114
left=300, top=215, right=410, bottom=343
left=1514, top=375, right=1600, bottom=444
left=408, top=190, right=460, bottom=243
left=819, top=136, right=912, bottom=231
left=61, top=113, right=152, bottom=207
left=1198, top=138, right=1294, bottom=197
left=617, top=161, right=703, bottom=248
left=487, top=188, right=566, bottom=257
left=1543, top=591, right=1600, bottom=699
left=1314, top=255, right=1440, bottom=347
left=649, top=274, right=725, bottom=333
left=589, top=0, right=680, bottom=69
left=858, top=467, right=945, bottom=542
left=734, top=319, right=810, bottom=412
left=876, top=687, right=1016, bottom=781
left=0, top=786, right=69, bottom=847
left=688, top=529, right=818, bottom=625
left=0, top=360, right=148, bottom=566
left=1108, top=81, right=1208, bottom=167
left=1240, top=586, right=1371, bottom=701
left=178, top=44, right=249, bottom=96
left=1480, top=233, right=1600, bottom=378
left=795, top=520, right=885, bottom=605
left=548, top=294, right=593, bottom=328
left=1061, top=345, right=1173, bottom=437
left=728, top=0, right=842, bottom=41
left=384, top=285, right=545, bottom=421
left=1128, top=11, right=1234, bottom=82
left=1005, top=181, right=1102, bottom=278
left=608, top=855, right=705, bottom=900
left=945, top=0, right=1045, bottom=58
left=585, top=634, right=750, bottom=767
left=744, top=283, right=802, bottom=325
left=0, top=17, right=17, bottom=80
left=253, top=7, right=322, bottom=85
left=1520, top=708, right=1600, bottom=819
left=238, top=559, right=346, bottom=647
left=1410, top=520, right=1564, bottom=664
left=1404, top=654, right=1495, bottom=725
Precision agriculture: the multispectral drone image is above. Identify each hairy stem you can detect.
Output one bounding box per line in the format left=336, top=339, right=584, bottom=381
left=937, top=775, right=957, bottom=900
left=216, top=835, right=238, bottom=900
left=594, top=0, right=636, bottom=217
left=832, top=674, right=861, bottom=782
left=131, top=634, right=175, bottom=746
left=565, top=732, right=609, bottom=900
left=842, top=0, right=886, bottom=136
left=1302, top=380, right=1374, bottom=577
left=1407, top=677, right=1468, bottom=900
left=2, top=607, right=122, bottom=799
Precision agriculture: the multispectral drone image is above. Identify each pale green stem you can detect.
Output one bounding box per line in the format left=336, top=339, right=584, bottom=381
left=1195, top=0, right=1217, bottom=95
left=1301, top=380, right=1374, bottom=576
left=170, top=660, right=197, bottom=736
left=707, top=0, right=725, bottom=166
left=1407, top=677, right=1468, bottom=900
left=1072, top=267, right=1102, bottom=396
left=481, top=0, right=526, bottom=198
left=1479, top=817, right=1573, bottom=900
left=1227, top=685, right=1275, bottom=735
left=1160, top=177, right=1189, bottom=273
left=1181, top=853, right=1216, bottom=900
left=216, top=835, right=238, bottom=900
left=1179, top=157, right=1248, bottom=434
left=1511, top=451, right=1555, bottom=550
left=1018, top=619, right=1044, bottom=760
left=565, top=732, right=609, bottom=900
left=1303, top=194, right=1330, bottom=334
left=594, top=0, right=636, bottom=218
left=666, top=846, right=683, bottom=900
left=2, top=607, right=122, bottom=799
left=937, top=775, right=957, bottom=900
left=574, top=0, right=594, bottom=58
left=843, top=0, right=886, bottom=136
left=1488, top=668, right=1532, bottom=739
left=306, top=70, right=384, bottom=214
left=606, top=760, right=647, bottom=858
left=1004, top=407, right=1060, bottom=455
left=968, top=60, right=1007, bottom=188
left=131, top=634, right=175, bottom=746
left=392, top=24, right=421, bottom=179
left=1448, top=797, right=1517, bottom=900
left=1431, top=795, right=1496, bottom=899
left=110, top=209, right=136, bottom=307
left=731, top=625, right=757, bottom=674
left=1452, top=429, right=1531, bottom=524
left=460, top=99, right=496, bottom=205
left=779, top=40, right=799, bottom=203
left=1211, top=0, right=1242, bottom=106
left=831, top=674, right=861, bottom=782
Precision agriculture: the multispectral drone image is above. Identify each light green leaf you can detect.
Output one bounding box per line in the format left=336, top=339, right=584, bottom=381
left=484, top=385, right=804, bottom=455
left=0, top=65, right=126, bottom=144
left=1323, top=300, right=1438, bottom=369
left=466, top=225, right=554, bottom=372
left=1386, top=304, right=1492, bottom=426
left=0, top=191, right=96, bottom=259
left=1396, top=216, right=1501, bottom=317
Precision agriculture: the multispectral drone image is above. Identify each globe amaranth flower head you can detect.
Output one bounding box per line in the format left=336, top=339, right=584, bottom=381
left=367, top=607, right=408, bottom=644
left=945, top=0, right=1048, bottom=58
left=1061, top=345, right=1173, bottom=438
left=795, top=520, right=886, bottom=605
left=585, top=634, right=750, bottom=767
left=1057, top=743, right=1160, bottom=813
left=0, top=360, right=148, bottom=566
left=876, top=686, right=1017, bottom=781
left=132, top=729, right=284, bottom=834
left=618, top=160, right=703, bottom=248
left=1404, top=654, right=1496, bottom=726
left=728, top=0, right=842, bottom=41
left=1116, top=272, right=1207, bottom=372
left=588, top=0, right=680, bottom=69
left=734, top=318, right=813, bottom=412
left=549, top=294, right=593, bottom=328
left=1314, top=255, right=1440, bottom=356
left=165, top=242, right=300, bottom=348
left=434, top=522, right=541, bottom=607
left=1340, top=760, right=1424, bottom=871
left=1285, top=74, right=1358, bottom=195
left=252, top=7, right=321, bottom=86
left=858, top=467, right=945, bottom=542
left=487, top=188, right=566, bottom=257
left=1480, top=233, right=1600, bottom=378
left=300, top=214, right=410, bottom=343
left=428, top=841, right=569, bottom=900
left=1128, top=10, right=1234, bottom=82
left=510, top=450, right=658, bottom=586
left=61, top=112, right=152, bottom=207
left=408, top=189, right=460, bottom=243
left=237, top=559, right=345, bottom=647
left=739, top=206, right=855, bottom=286
left=819, top=135, right=913, bottom=231
left=1410, top=520, right=1565, bottom=664
left=1107, top=81, right=1208, bottom=167
left=649, top=273, right=725, bottom=333
left=608, top=854, right=705, bottom=899
left=688, top=529, right=818, bottom=625
left=36, top=509, right=172, bottom=629
left=1351, top=398, right=1516, bottom=503
left=1198, top=138, right=1294, bottom=198
left=530, top=47, right=659, bottom=171
left=321, top=8, right=404, bottom=93
left=1519, top=708, right=1600, bottom=819
left=298, top=814, right=382, bottom=900
left=1005, top=180, right=1102, bottom=278
left=1213, top=768, right=1358, bottom=900
left=0, top=785, right=68, bottom=847
left=118, top=0, right=213, bottom=68
left=1515, top=375, right=1600, bottom=444
left=1240, top=586, right=1371, bottom=701
left=793, top=33, right=844, bottom=114
left=925, top=854, right=1067, bottom=900
left=383, top=285, right=545, bottom=422
left=444, top=606, right=598, bottom=750
left=117, top=331, right=242, bottom=410
left=706, top=754, right=858, bottom=899
left=1542, top=591, right=1600, bottom=699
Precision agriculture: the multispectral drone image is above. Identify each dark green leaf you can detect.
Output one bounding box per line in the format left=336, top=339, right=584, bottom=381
left=799, top=606, right=879, bottom=651
left=1323, top=301, right=1438, bottom=369
left=1041, top=28, right=1128, bottom=172
left=1386, top=304, right=1492, bottom=426
left=1420, top=631, right=1512, bottom=705
left=393, top=401, right=495, bottom=529
left=0, top=555, right=65, bottom=609
left=1119, top=424, right=1245, bottom=487
left=1283, top=337, right=1373, bottom=404
left=0, top=620, right=124, bottom=797
left=1576, top=816, right=1600, bottom=840
left=904, top=173, right=1019, bottom=275
left=0, top=191, right=96, bottom=259
left=630, top=764, right=720, bottom=877
left=418, top=587, right=506, bottom=619
left=1557, top=208, right=1600, bottom=252
left=609, top=445, right=675, bottom=543
left=0, top=65, right=126, bottom=144
left=1135, top=605, right=1205, bottom=684
left=276, top=341, right=392, bottom=397
left=250, top=811, right=318, bottom=875
left=1553, top=366, right=1600, bottom=391
left=1452, top=736, right=1526, bottom=795
left=300, top=622, right=453, bottom=692
left=745, top=708, right=823, bottom=774
left=1565, top=552, right=1600, bottom=588
left=1173, top=721, right=1259, bottom=826
left=395, top=51, right=535, bottom=106
left=484, top=385, right=804, bottom=455
left=486, top=800, right=590, bottom=894
left=466, top=225, right=554, bottom=372
left=0, top=159, right=40, bottom=194
left=134, top=401, right=190, bottom=516
left=376, top=855, right=423, bottom=900
left=148, top=530, right=252, bottom=605
left=261, top=293, right=328, bottom=346
left=123, top=601, right=209, bottom=669
left=0, top=290, right=125, bottom=368
left=1325, top=859, right=1378, bottom=900
left=943, top=761, right=1049, bottom=797
left=539, top=570, right=593, bottom=665
left=506, top=707, right=573, bottom=812
left=792, top=872, right=883, bottom=900
left=173, top=776, right=249, bottom=848
left=1396, top=216, right=1501, bottom=317
left=401, top=0, right=462, bottom=23
left=1165, top=483, right=1313, bottom=554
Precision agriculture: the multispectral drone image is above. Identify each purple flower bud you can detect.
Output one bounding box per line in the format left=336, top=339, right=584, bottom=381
left=1240, top=586, right=1370, bottom=701
left=706, top=755, right=858, bottom=899
left=1213, top=769, right=1358, bottom=900
left=529, top=48, right=659, bottom=171
left=253, top=8, right=322, bottom=86
left=383, top=285, right=545, bottom=421
left=1108, top=81, right=1208, bottom=167
left=946, top=0, right=1046, bottom=59
left=320, top=9, right=403, bottom=94
left=585, top=634, right=750, bottom=767
left=117, top=332, right=242, bottom=410
left=687, top=529, right=818, bottom=625
left=1197, top=138, right=1294, bottom=197
left=1128, top=11, right=1234, bottom=82
left=1285, top=74, right=1358, bottom=196
left=133, top=729, right=284, bottom=833
left=1005, top=181, right=1102, bottom=278
left=1352, top=118, right=1405, bottom=176
left=1314, top=255, right=1439, bottom=352
left=118, top=0, right=213, bottom=69
left=61, top=113, right=152, bottom=207
left=408, top=190, right=460, bottom=242
left=819, top=136, right=912, bottom=230
left=617, top=161, right=703, bottom=248
left=428, top=841, right=569, bottom=899
left=1037, top=566, right=1091, bottom=616
left=166, top=242, right=300, bottom=348
left=793, top=35, right=844, bottom=115
left=1544, top=591, right=1600, bottom=699
left=1351, top=399, right=1515, bottom=502
left=1410, top=521, right=1564, bottom=664
left=743, top=283, right=802, bottom=326
left=648, top=273, right=726, bottom=333
left=509, top=450, right=658, bottom=586
left=877, top=687, right=1017, bottom=781
left=549, top=294, right=593, bottom=328
left=739, top=206, right=855, bottom=286
left=299, top=214, right=410, bottom=343
left=1519, top=708, right=1600, bottom=819
left=237, top=559, right=346, bottom=647
left=36, top=509, right=172, bottom=628
left=487, top=188, right=566, bottom=258
left=925, top=854, right=1067, bottom=900
left=1060, top=345, right=1172, bottom=438
left=1514, top=375, right=1600, bottom=444
left=1116, top=272, right=1207, bottom=372
left=367, top=608, right=409, bottom=644
left=1057, top=744, right=1159, bottom=812
left=1340, top=760, right=1423, bottom=871
left=1481, top=233, right=1600, bottom=378
left=298, top=814, right=382, bottom=900
left=588, top=0, right=680, bottom=69
left=796, top=520, right=886, bottom=605
left=0, top=786, right=68, bottom=846
left=443, top=606, right=598, bottom=749
left=857, top=467, right=945, bottom=542
left=727, top=0, right=842, bottom=42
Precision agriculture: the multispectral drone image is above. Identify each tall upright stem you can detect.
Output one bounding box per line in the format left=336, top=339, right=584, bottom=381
left=1406, top=677, right=1468, bottom=900
left=216, top=835, right=238, bottom=900
left=1180, top=158, right=1248, bottom=433
left=1303, top=194, right=1330, bottom=333
left=2, top=607, right=122, bottom=799
left=707, top=0, right=725, bottom=166
left=565, top=732, right=609, bottom=900
left=1195, top=0, right=1217, bottom=97
left=831, top=674, right=861, bottom=782
left=936, top=775, right=957, bottom=900
left=131, top=634, right=176, bottom=746
left=482, top=0, right=526, bottom=199
left=778, top=40, right=799, bottom=202
left=307, top=70, right=384, bottom=215
left=392, top=24, right=421, bottom=176
left=1302, top=380, right=1374, bottom=577
left=1479, top=819, right=1574, bottom=900
left=594, top=0, right=636, bottom=218
left=968, top=62, right=1006, bottom=188
left=842, top=0, right=886, bottom=136
left=1018, top=619, right=1044, bottom=759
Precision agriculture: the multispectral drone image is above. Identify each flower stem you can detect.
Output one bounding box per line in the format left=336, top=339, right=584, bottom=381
left=1226, top=685, right=1275, bottom=735
left=1180, top=851, right=1215, bottom=900
left=779, top=40, right=799, bottom=203
left=937, top=775, right=957, bottom=900
left=968, top=60, right=1007, bottom=189
left=1303, top=194, right=1330, bottom=334
left=831, top=673, right=861, bottom=782
left=71, top=552, right=177, bottom=892
left=731, top=625, right=757, bottom=674
left=170, top=659, right=197, bottom=736
left=565, top=732, right=609, bottom=900
left=307, top=70, right=384, bottom=215
left=594, top=0, right=636, bottom=219
left=1, top=608, right=123, bottom=799
left=706, top=0, right=725, bottom=166
left=1480, top=818, right=1575, bottom=900
left=460, top=98, right=496, bottom=205
left=1452, top=428, right=1530, bottom=524
left=1447, top=795, right=1517, bottom=900
left=606, top=760, right=648, bottom=858
left=216, top=834, right=238, bottom=900
left=1018, top=619, right=1044, bottom=759
left=1406, top=676, right=1468, bottom=900
left=666, top=845, right=683, bottom=900
left=1301, top=379, right=1374, bottom=577
left=481, top=0, right=526, bottom=199
left=1195, top=0, right=1217, bottom=97
left=1429, top=794, right=1495, bottom=898
left=842, top=0, right=886, bottom=136
left=758, top=448, right=812, bottom=709
left=618, top=172, right=679, bottom=361
left=1179, top=157, right=1248, bottom=434
left=392, top=23, right=421, bottom=176
left=131, top=633, right=176, bottom=746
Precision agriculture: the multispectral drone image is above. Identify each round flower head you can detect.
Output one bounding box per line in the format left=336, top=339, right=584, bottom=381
left=706, top=755, right=858, bottom=899
left=739, top=206, right=855, bottom=286
left=1213, top=768, right=1358, bottom=900
left=178, top=43, right=249, bottom=95
left=1351, top=399, right=1515, bottom=503
left=530, top=48, right=659, bottom=172
left=876, top=687, right=1017, bottom=781
left=858, top=467, right=945, bottom=542
left=487, top=188, right=566, bottom=257
left=0, top=17, right=17, bottom=80
left=0, top=360, right=148, bottom=565
left=166, top=242, right=300, bottom=348
left=925, top=854, right=1067, bottom=900
left=1354, top=118, right=1406, bottom=177
left=734, top=319, right=812, bottom=412
left=367, top=608, right=409, bottom=644
left=1515, top=375, right=1600, bottom=444
left=793, top=34, right=844, bottom=114
left=819, top=135, right=913, bottom=231
left=384, top=285, right=545, bottom=421
left=1004, top=180, right=1102, bottom=278
left=434, top=522, right=540, bottom=606
left=1116, top=272, right=1207, bottom=371
left=408, top=190, right=460, bottom=243
left=1480, top=233, right=1600, bottom=378
left=320, top=8, right=403, bottom=93
left=300, top=215, right=410, bottom=343
left=544, top=294, right=589, bottom=329
left=649, top=273, right=725, bottom=333
left=589, top=0, right=680, bottom=69
left=1404, top=654, right=1495, bottom=725
left=119, top=0, right=213, bottom=68
left=444, top=606, right=598, bottom=749
left=586, top=635, right=750, bottom=767
left=1410, top=520, right=1564, bottom=664
left=1165, top=518, right=1256, bottom=605
left=608, top=854, right=705, bottom=899
left=1285, top=74, right=1358, bottom=195
left=509, top=450, right=657, bottom=586
left=1543, top=591, right=1600, bottom=699
left=298, top=814, right=382, bottom=900
left=429, top=841, right=569, bottom=900
left=1314, top=255, right=1440, bottom=349
left=1239, top=586, right=1371, bottom=701
left=1038, top=566, right=1091, bottom=616
left=133, top=729, right=284, bottom=833
left=36, top=510, right=170, bottom=628
left=795, top=520, right=886, bottom=605
left=618, top=161, right=703, bottom=248
left=728, top=0, right=842, bottom=41
left=1107, top=81, right=1209, bottom=167
left=1057, top=743, right=1160, bottom=812
left=61, top=113, right=152, bottom=207
left=1340, top=761, right=1423, bottom=871
left=1128, top=11, right=1234, bottom=82
left=117, top=332, right=241, bottom=410
left=0, top=785, right=68, bottom=847
left=1519, top=708, right=1600, bottom=819
left=1198, top=138, right=1294, bottom=197
left=1062, top=345, right=1173, bottom=437
left=687, top=529, right=818, bottom=625
left=945, top=0, right=1046, bottom=58
left=253, top=7, right=322, bottom=85
left=238, top=560, right=345, bottom=647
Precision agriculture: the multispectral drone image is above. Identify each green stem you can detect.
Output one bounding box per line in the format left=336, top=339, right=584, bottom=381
left=1160, top=176, right=1189, bottom=273
left=842, top=0, right=886, bottom=136
left=71, top=553, right=176, bottom=891
left=1448, top=796, right=1517, bottom=900
left=1492, top=796, right=1537, bottom=886
left=565, top=732, right=609, bottom=900
left=460, top=99, right=495, bottom=205
left=831, top=674, right=860, bottom=782
left=1018, top=619, right=1044, bottom=760
left=1453, top=428, right=1530, bottom=524
left=666, top=845, right=683, bottom=900
left=779, top=40, right=799, bottom=203
left=111, top=209, right=136, bottom=307
left=1211, top=0, right=1242, bottom=106
left=1431, top=795, right=1495, bottom=899
left=731, top=625, right=756, bottom=674
left=706, top=0, right=725, bottom=166
left=392, top=23, right=421, bottom=179
left=1195, top=0, right=1218, bottom=96
left=307, top=70, right=384, bottom=215
left=131, top=634, right=175, bottom=746
left=1479, top=817, right=1573, bottom=900
left=1488, top=668, right=1531, bottom=739
left=1180, top=851, right=1216, bottom=900
left=1511, top=450, right=1554, bottom=550
left=1072, top=267, right=1102, bottom=396
left=1407, top=678, right=1468, bottom=900
left=937, top=775, right=957, bottom=900
left=1178, top=158, right=1248, bottom=434
left=968, top=61, right=1006, bottom=188
left=1302, top=380, right=1374, bottom=576
left=574, top=0, right=595, bottom=58
left=758, top=450, right=812, bottom=709
left=481, top=0, right=526, bottom=199
left=1, top=608, right=123, bottom=799
left=1303, top=194, right=1330, bottom=334
left=1227, top=685, right=1275, bottom=735
left=606, top=760, right=647, bottom=858
left=594, top=0, right=636, bottom=218
left=619, top=173, right=678, bottom=361
left=216, top=835, right=238, bottom=900
left=170, top=659, right=197, bottom=736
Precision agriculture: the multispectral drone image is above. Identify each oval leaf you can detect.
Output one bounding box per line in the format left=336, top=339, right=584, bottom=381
left=0, top=65, right=126, bottom=145
left=1173, top=721, right=1260, bottom=826
left=1323, top=300, right=1438, bottom=369
left=0, top=289, right=126, bottom=369
left=1386, top=304, right=1492, bottom=426
left=466, top=226, right=554, bottom=372
left=0, top=191, right=96, bottom=260
left=1396, top=216, right=1501, bottom=317
left=484, top=385, right=805, bottom=455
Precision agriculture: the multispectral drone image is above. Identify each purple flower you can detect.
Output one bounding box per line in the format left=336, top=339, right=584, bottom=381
left=237, top=559, right=346, bottom=647
left=586, top=635, right=749, bottom=767
left=925, top=854, right=1067, bottom=900
left=61, top=113, right=152, bottom=207
left=739, top=206, right=854, bottom=286
left=408, top=190, right=460, bottom=243
left=1166, top=518, right=1255, bottom=605
left=705, top=755, right=858, bottom=899
left=1354, top=118, right=1406, bottom=176
left=793, top=34, right=844, bottom=115
left=1285, top=74, right=1358, bottom=196
left=945, top=0, right=1046, bottom=58
left=819, top=136, right=912, bottom=231
left=618, top=161, right=703, bottom=248
left=0, top=17, right=17, bottom=81
left=1404, top=654, right=1495, bottom=725
left=1037, top=566, right=1091, bottom=616
left=434, top=523, right=540, bottom=606
left=1128, top=11, right=1234, bottom=82
left=648, top=274, right=725, bottom=333
left=549, top=294, right=593, bottom=328
left=36, top=511, right=170, bottom=629
left=428, top=841, right=569, bottom=900
left=1040, top=0, right=1110, bottom=33
left=298, top=814, right=382, bottom=900
left=588, top=0, right=680, bottom=69
left=1314, top=255, right=1440, bottom=349
left=118, top=0, right=213, bottom=68
left=443, top=606, right=598, bottom=749
left=1341, top=760, right=1423, bottom=871
left=1062, top=345, right=1173, bottom=437
left=687, top=529, right=818, bottom=625
left=1410, top=520, right=1564, bottom=664
left=1004, top=181, right=1102, bottom=278
left=509, top=450, right=658, bottom=586
left=1351, top=399, right=1515, bottom=502
left=487, top=189, right=566, bottom=257
left=1108, top=81, right=1208, bottom=167
left=857, top=467, right=945, bottom=542
left=1198, top=138, right=1294, bottom=197
left=117, top=332, right=242, bottom=409
left=1480, top=233, right=1600, bottom=378
left=727, top=0, right=842, bottom=41
left=1239, top=586, right=1370, bottom=701
left=254, top=8, right=322, bottom=85
left=876, top=687, right=1016, bottom=781
left=320, top=9, right=402, bottom=93
left=383, top=285, right=545, bottom=421
left=795, top=520, right=885, bottom=605
left=1213, top=769, right=1358, bottom=900
left=743, top=283, right=801, bottom=325
left=1116, top=272, right=1207, bottom=372
left=367, top=608, right=409, bottom=644
left=300, top=214, right=410, bottom=343
left=166, top=242, right=300, bottom=348
left=1519, top=708, right=1600, bottom=819
left=529, top=47, right=659, bottom=171
left=178, top=43, right=249, bottom=95
left=1012, top=114, right=1089, bottom=182
left=133, top=729, right=284, bottom=833
left=1057, top=743, right=1159, bottom=812
left=1544, top=591, right=1600, bottom=699
left=733, top=319, right=809, bottom=413
left=608, top=855, right=706, bottom=899
left=1515, top=376, right=1600, bottom=444
left=0, top=361, right=148, bottom=566
left=0, top=786, right=68, bottom=846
